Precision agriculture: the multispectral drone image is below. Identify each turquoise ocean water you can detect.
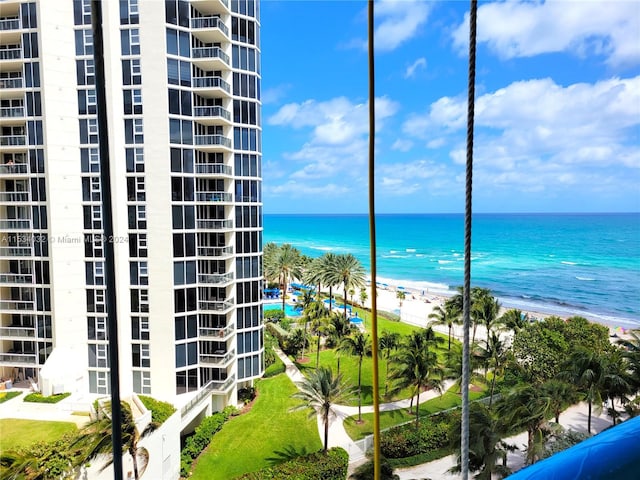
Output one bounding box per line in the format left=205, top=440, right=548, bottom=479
left=263, top=213, right=640, bottom=328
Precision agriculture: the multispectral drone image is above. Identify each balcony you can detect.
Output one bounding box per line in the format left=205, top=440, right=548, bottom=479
left=180, top=373, right=236, bottom=418
left=0, top=77, right=23, bottom=89
left=0, top=352, right=37, bottom=365
left=192, top=46, right=229, bottom=71
left=191, top=0, right=230, bottom=16
left=0, top=246, right=32, bottom=257
left=198, top=299, right=234, bottom=312
left=197, top=245, right=233, bottom=258
left=195, top=191, right=233, bottom=203
left=0, top=219, right=30, bottom=230
left=200, top=348, right=235, bottom=366
left=195, top=163, right=232, bottom=176
left=0, top=273, right=33, bottom=284
left=0, top=47, right=21, bottom=61
left=196, top=219, right=233, bottom=230
left=193, top=76, right=231, bottom=97
left=194, top=134, right=232, bottom=150
left=198, top=272, right=234, bottom=285
left=0, top=18, right=20, bottom=31
left=0, top=191, right=29, bottom=202
left=0, top=134, right=26, bottom=147
left=191, top=16, right=229, bottom=44
left=0, top=163, right=28, bottom=175
left=0, top=105, right=23, bottom=119
left=199, top=323, right=235, bottom=339
left=193, top=105, right=231, bottom=125
left=0, top=325, right=35, bottom=338
left=0, top=300, right=35, bottom=311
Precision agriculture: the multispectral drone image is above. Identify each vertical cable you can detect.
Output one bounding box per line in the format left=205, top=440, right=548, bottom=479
left=461, top=1, right=478, bottom=479
left=367, top=1, right=381, bottom=479
left=91, top=2, right=123, bottom=478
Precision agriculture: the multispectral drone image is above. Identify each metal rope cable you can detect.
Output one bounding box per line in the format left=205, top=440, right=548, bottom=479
left=367, top=1, right=382, bottom=479
left=461, top=1, right=478, bottom=479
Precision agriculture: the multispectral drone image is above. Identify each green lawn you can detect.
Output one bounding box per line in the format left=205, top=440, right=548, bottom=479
left=0, top=418, right=77, bottom=453
left=343, top=388, right=487, bottom=440
left=190, top=373, right=322, bottom=480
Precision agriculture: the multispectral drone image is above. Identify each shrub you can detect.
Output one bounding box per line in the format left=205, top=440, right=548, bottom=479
left=238, top=387, right=256, bottom=405
left=379, top=311, right=401, bottom=322
left=264, top=309, right=285, bottom=322
left=380, top=416, right=451, bottom=459
left=263, top=355, right=285, bottom=378
left=23, top=392, right=71, bottom=404
left=234, top=447, right=348, bottom=479
left=138, top=395, right=176, bottom=425
left=0, top=391, right=22, bottom=404
left=265, top=322, right=288, bottom=350
left=180, top=406, right=235, bottom=477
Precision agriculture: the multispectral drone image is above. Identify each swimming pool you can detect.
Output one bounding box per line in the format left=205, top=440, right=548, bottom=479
left=263, top=303, right=302, bottom=317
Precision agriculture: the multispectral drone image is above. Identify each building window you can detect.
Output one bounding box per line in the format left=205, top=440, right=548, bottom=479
left=120, top=0, right=140, bottom=25
left=75, top=29, right=94, bottom=56
left=131, top=316, right=150, bottom=340
left=123, top=89, right=143, bottom=115
left=122, top=59, right=142, bottom=85
left=87, top=316, right=107, bottom=340
left=125, top=118, right=144, bottom=144
left=76, top=59, right=95, bottom=86
left=89, top=370, right=110, bottom=394
left=132, top=343, right=150, bottom=368
left=133, top=371, right=151, bottom=394
left=121, top=28, right=141, bottom=56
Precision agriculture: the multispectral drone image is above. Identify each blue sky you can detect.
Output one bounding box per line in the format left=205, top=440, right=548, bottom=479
left=259, top=0, right=640, bottom=214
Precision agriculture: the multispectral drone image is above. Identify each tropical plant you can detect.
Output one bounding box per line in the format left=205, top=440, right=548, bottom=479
left=450, top=402, right=513, bottom=479
left=601, top=348, right=633, bottom=425
left=379, top=330, right=401, bottom=396
left=349, top=455, right=399, bottom=480
left=334, top=254, right=366, bottom=320
left=328, top=311, right=355, bottom=375
left=396, top=289, right=406, bottom=307
left=428, top=298, right=461, bottom=350
left=500, top=308, right=527, bottom=333
left=272, top=244, right=304, bottom=312
left=541, top=379, right=577, bottom=424
left=290, top=366, right=353, bottom=452
left=71, top=401, right=157, bottom=480
left=286, top=327, right=308, bottom=360
left=496, top=384, right=553, bottom=464
left=482, top=332, right=510, bottom=407
left=359, top=288, right=368, bottom=307
left=310, top=316, right=331, bottom=368
left=318, top=252, right=341, bottom=310
left=339, top=331, right=372, bottom=422
left=444, top=343, right=483, bottom=394
left=473, top=293, right=501, bottom=346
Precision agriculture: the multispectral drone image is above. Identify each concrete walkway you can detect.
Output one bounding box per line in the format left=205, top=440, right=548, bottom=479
left=0, top=388, right=91, bottom=427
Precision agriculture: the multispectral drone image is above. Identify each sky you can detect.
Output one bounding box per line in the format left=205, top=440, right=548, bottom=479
left=258, top=0, right=640, bottom=214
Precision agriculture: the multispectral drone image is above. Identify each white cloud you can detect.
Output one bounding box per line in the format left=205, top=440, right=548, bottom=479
left=392, top=139, right=413, bottom=152
left=377, top=159, right=456, bottom=196
left=404, top=57, right=427, bottom=78
left=452, top=0, right=640, bottom=67
left=261, top=84, right=291, bottom=105
left=265, top=181, right=350, bottom=198
left=404, top=75, right=640, bottom=194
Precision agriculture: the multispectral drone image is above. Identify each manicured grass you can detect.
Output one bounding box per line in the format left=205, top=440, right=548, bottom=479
left=190, top=373, right=322, bottom=480
left=343, top=388, right=487, bottom=440
left=0, top=418, right=77, bottom=453
left=0, top=391, right=22, bottom=404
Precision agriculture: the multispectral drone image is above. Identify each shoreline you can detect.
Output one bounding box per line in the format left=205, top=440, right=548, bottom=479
left=354, top=277, right=638, bottom=339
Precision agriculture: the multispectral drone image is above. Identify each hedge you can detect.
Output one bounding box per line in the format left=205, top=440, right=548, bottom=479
left=233, top=447, right=349, bottom=480
left=181, top=406, right=236, bottom=477
left=138, top=395, right=176, bottom=425
left=380, top=412, right=455, bottom=459
left=0, top=391, right=22, bottom=404
left=23, top=392, right=71, bottom=404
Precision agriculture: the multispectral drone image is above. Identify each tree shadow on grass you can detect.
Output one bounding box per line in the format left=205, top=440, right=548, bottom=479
left=266, top=444, right=313, bottom=465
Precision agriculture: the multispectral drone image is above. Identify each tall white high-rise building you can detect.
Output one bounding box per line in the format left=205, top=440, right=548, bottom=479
left=0, top=0, right=263, bottom=413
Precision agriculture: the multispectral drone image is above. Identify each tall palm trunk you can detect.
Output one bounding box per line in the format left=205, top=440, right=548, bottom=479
left=323, top=412, right=329, bottom=452
left=588, top=399, right=592, bottom=433
left=316, top=335, right=321, bottom=368
left=489, top=374, right=496, bottom=408
left=130, top=446, right=140, bottom=480
left=448, top=325, right=452, bottom=350
left=357, top=357, right=363, bottom=421
left=328, top=286, right=333, bottom=310
left=343, top=284, right=348, bottom=319
left=415, top=386, right=421, bottom=427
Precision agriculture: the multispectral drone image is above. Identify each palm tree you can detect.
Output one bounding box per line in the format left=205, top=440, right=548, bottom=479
left=473, top=293, right=501, bottom=346
left=335, top=253, right=366, bottom=320
left=359, top=287, right=368, bottom=307
left=72, top=401, right=157, bottom=480
left=311, top=316, right=331, bottom=368
left=272, top=244, right=304, bottom=312
left=450, top=402, right=513, bottom=479
left=541, top=379, right=577, bottom=423
left=390, top=341, right=444, bottom=427
left=339, top=331, right=371, bottom=421
left=378, top=330, right=400, bottom=396
left=318, top=252, right=341, bottom=311
left=300, top=299, right=326, bottom=361
left=445, top=343, right=483, bottom=394
left=450, top=286, right=494, bottom=344
left=562, top=348, right=606, bottom=433
left=428, top=298, right=461, bottom=350
left=290, top=366, right=353, bottom=452
left=602, top=348, right=633, bottom=425
left=617, top=329, right=640, bottom=393
left=482, top=332, right=510, bottom=408
left=496, top=385, right=552, bottom=464
left=500, top=308, right=527, bottom=334
left=396, top=289, right=406, bottom=307
left=328, top=311, right=355, bottom=375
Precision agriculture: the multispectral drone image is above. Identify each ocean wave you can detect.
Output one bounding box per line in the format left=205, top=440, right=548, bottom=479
left=406, top=248, right=416, bottom=252
left=438, top=260, right=453, bottom=264
left=416, top=254, right=425, bottom=257
left=576, top=276, right=595, bottom=281
left=309, top=245, right=335, bottom=251
left=561, top=261, right=577, bottom=265
left=382, top=254, right=410, bottom=259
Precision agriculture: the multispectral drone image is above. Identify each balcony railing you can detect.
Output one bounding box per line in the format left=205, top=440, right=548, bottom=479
left=196, top=219, right=233, bottom=230
left=192, top=47, right=230, bottom=65
left=198, top=299, right=234, bottom=312
left=193, top=76, right=230, bottom=93
left=0, top=326, right=35, bottom=338
left=199, top=323, right=235, bottom=338
left=195, top=192, right=232, bottom=203
left=198, top=272, right=234, bottom=285
left=0, top=246, right=32, bottom=256
left=180, top=374, right=236, bottom=418
left=0, top=352, right=37, bottom=365
left=0, top=300, right=35, bottom=311
left=0, top=48, right=22, bottom=60
left=0, top=273, right=33, bottom=283
left=0, top=164, right=28, bottom=175
left=0, top=219, right=30, bottom=229
left=0, top=192, right=29, bottom=201
left=0, top=77, right=23, bottom=89
left=194, top=105, right=231, bottom=121
left=0, top=135, right=26, bottom=146
left=194, top=134, right=231, bottom=148
left=197, top=245, right=233, bottom=257
left=194, top=163, right=232, bottom=175
left=191, top=16, right=229, bottom=36
left=200, top=348, right=235, bottom=366
left=0, top=18, right=20, bottom=30
left=0, top=106, right=24, bottom=118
